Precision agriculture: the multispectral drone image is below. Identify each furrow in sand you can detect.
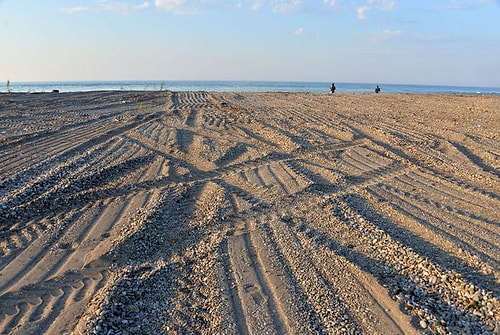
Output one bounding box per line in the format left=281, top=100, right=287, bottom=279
left=169, top=91, right=215, bottom=110
left=335, top=195, right=499, bottom=333
left=220, top=239, right=250, bottom=335
left=366, top=184, right=500, bottom=270
left=135, top=121, right=163, bottom=144
left=45, top=268, right=108, bottom=335
left=376, top=173, right=499, bottom=248
left=357, top=187, right=500, bottom=296
left=250, top=161, right=312, bottom=197
left=48, top=191, right=154, bottom=279
left=338, top=146, right=393, bottom=175
left=0, top=192, right=159, bottom=332
left=0, top=210, right=85, bottom=295
left=0, top=265, right=109, bottom=335
left=246, top=216, right=328, bottom=334
left=378, top=178, right=499, bottom=237
left=0, top=138, right=136, bottom=226
left=0, top=284, right=64, bottom=335
left=136, top=155, right=171, bottom=183
left=0, top=117, right=110, bottom=156
left=0, top=207, right=93, bottom=294
left=287, top=214, right=419, bottom=335
left=373, top=122, right=439, bottom=147
left=225, top=214, right=327, bottom=335
left=266, top=212, right=362, bottom=333
left=0, top=119, right=151, bottom=190
left=227, top=221, right=287, bottom=335
left=267, top=161, right=311, bottom=195
left=26, top=285, right=72, bottom=334
left=398, top=169, right=499, bottom=211
left=0, top=219, right=54, bottom=263
left=0, top=121, right=112, bottom=176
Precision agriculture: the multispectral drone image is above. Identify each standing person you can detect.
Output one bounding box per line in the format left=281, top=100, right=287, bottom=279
left=330, top=83, right=336, bottom=94
left=375, top=85, right=381, bottom=93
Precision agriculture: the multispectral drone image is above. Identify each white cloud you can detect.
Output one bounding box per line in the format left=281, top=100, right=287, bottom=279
left=381, top=28, right=402, bottom=37
left=102, top=1, right=150, bottom=14
left=59, top=1, right=150, bottom=15
left=135, top=2, right=151, bottom=10
left=155, top=0, right=185, bottom=12
left=356, top=5, right=369, bottom=19
left=58, top=6, right=92, bottom=14
left=323, top=0, right=339, bottom=6
left=272, top=0, right=303, bottom=13
left=155, top=0, right=204, bottom=14
left=371, top=29, right=402, bottom=41
left=59, top=0, right=398, bottom=16
left=247, top=0, right=266, bottom=11
left=420, top=34, right=446, bottom=42
left=294, top=27, right=304, bottom=35
left=355, top=0, right=397, bottom=19
left=377, top=0, right=397, bottom=11
left=239, top=0, right=342, bottom=13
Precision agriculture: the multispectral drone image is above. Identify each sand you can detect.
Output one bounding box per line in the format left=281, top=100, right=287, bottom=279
left=0, top=91, right=498, bottom=335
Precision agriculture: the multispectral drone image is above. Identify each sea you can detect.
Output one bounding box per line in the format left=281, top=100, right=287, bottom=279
left=3, top=80, right=500, bottom=95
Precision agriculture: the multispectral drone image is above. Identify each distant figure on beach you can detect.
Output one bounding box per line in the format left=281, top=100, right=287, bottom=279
left=330, top=83, right=336, bottom=94
left=375, top=85, right=381, bottom=93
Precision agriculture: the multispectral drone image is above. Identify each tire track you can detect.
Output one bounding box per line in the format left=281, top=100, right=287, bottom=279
left=0, top=260, right=108, bottom=335
left=0, top=113, right=159, bottom=185
left=224, top=214, right=327, bottom=335
left=285, top=212, right=419, bottom=335
left=266, top=212, right=362, bottom=334
left=0, top=120, right=112, bottom=176
left=367, top=183, right=500, bottom=269
left=227, top=220, right=288, bottom=334
left=334, top=194, right=499, bottom=333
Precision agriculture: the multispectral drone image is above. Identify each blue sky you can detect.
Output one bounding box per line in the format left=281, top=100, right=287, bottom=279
left=1, top=0, right=499, bottom=86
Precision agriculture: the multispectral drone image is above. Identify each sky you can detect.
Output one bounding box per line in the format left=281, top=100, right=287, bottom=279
left=0, top=0, right=499, bottom=87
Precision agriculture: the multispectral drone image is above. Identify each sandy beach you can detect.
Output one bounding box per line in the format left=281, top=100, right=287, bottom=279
left=0, top=91, right=498, bottom=334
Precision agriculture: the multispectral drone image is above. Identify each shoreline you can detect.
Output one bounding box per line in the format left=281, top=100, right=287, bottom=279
left=3, top=80, right=499, bottom=95
left=2, top=90, right=499, bottom=97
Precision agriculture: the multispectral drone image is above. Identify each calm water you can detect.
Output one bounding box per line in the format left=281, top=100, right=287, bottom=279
left=3, top=80, right=500, bottom=95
